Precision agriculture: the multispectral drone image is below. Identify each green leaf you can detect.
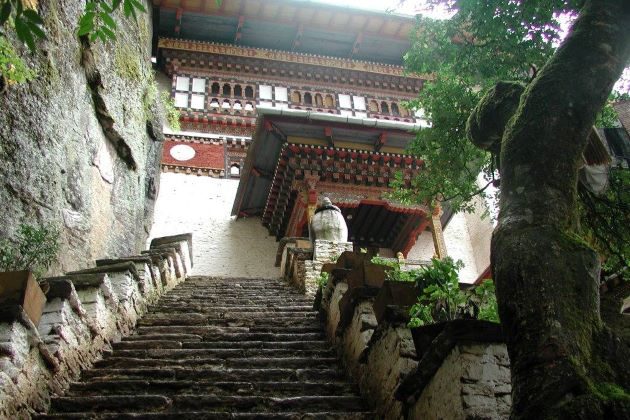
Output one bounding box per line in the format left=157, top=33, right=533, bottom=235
left=122, top=0, right=132, bottom=17
left=22, top=9, right=43, bottom=25
left=101, top=25, right=116, bottom=40
left=112, top=0, right=123, bottom=10
left=78, top=13, right=95, bottom=36
left=129, top=0, right=147, bottom=13
left=14, top=15, right=36, bottom=52
left=0, top=2, right=12, bottom=26
left=100, top=1, right=113, bottom=13
left=27, top=20, right=45, bottom=39
left=100, top=11, right=116, bottom=29
left=89, top=31, right=99, bottom=42
left=85, top=1, right=97, bottom=12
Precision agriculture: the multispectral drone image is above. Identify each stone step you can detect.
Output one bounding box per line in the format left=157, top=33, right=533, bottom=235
left=102, top=347, right=336, bottom=359
left=136, top=312, right=315, bottom=325
left=68, top=379, right=357, bottom=396
left=130, top=325, right=323, bottom=335
left=147, top=306, right=316, bottom=314
left=81, top=367, right=347, bottom=382
left=113, top=335, right=325, bottom=351
left=39, top=411, right=375, bottom=419
left=44, top=276, right=370, bottom=417
left=182, top=340, right=331, bottom=350
left=50, top=395, right=367, bottom=413
left=93, top=356, right=340, bottom=369
left=136, top=317, right=321, bottom=327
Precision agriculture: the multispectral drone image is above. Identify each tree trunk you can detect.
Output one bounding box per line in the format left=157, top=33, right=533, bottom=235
left=492, top=0, right=630, bottom=418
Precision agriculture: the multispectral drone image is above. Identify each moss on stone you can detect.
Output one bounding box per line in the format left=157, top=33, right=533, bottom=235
left=114, top=44, right=142, bottom=81
left=593, top=382, right=630, bottom=401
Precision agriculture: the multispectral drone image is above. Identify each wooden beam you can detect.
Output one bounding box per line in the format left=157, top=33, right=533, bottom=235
left=374, top=132, right=387, bottom=152
left=234, top=15, right=245, bottom=43
left=292, top=24, right=304, bottom=51
left=324, top=126, right=334, bottom=147
left=174, top=7, right=183, bottom=36
left=349, top=31, right=363, bottom=58
left=430, top=212, right=448, bottom=259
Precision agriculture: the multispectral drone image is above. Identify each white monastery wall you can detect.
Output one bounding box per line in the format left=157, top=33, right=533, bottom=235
left=464, top=196, right=494, bottom=276
left=407, top=209, right=492, bottom=284
left=407, top=232, right=435, bottom=261
left=149, top=173, right=279, bottom=278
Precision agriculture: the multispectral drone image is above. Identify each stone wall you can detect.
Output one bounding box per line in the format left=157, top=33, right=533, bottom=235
left=409, top=343, right=511, bottom=420
left=150, top=173, right=280, bottom=278
left=0, top=234, right=191, bottom=418
left=311, top=251, right=511, bottom=419
left=278, top=239, right=353, bottom=295
left=0, top=1, right=162, bottom=274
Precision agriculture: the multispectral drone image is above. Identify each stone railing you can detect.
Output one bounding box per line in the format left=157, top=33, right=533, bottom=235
left=0, top=233, right=193, bottom=419
left=312, top=250, right=512, bottom=420
left=276, top=238, right=353, bottom=296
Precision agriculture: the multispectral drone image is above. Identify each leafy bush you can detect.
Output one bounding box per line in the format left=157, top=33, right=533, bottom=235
left=316, top=272, right=329, bottom=289
left=472, top=280, right=500, bottom=323
left=370, top=256, right=420, bottom=282
left=0, top=224, right=60, bottom=277
left=161, top=91, right=181, bottom=131
left=408, top=258, right=500, bottom=327
left=0, top=35, right=34, bottom=84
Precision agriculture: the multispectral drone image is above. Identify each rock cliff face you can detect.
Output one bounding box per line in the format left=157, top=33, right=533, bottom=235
left=0, top=1, right=163, bottom=274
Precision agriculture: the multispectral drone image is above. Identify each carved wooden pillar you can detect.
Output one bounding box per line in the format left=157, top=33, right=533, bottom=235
left=430, top=208, right=448, bottom=259
left=305, top=173, right=319, bottom=222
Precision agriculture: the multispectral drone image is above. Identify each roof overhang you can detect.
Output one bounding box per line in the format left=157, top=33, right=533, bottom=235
left=153, top=0, right=416, bottom=65
left=232, top=108, right=422, bottom=216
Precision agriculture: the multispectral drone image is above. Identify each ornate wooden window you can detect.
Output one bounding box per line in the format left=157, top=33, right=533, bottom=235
left=291, top=91, right=301, bottom=103
left=245, top=86, right=254, bottom=98
left=211, top=82, right=220, bottom=95
left=324, top=94, right=334, bottom=108
left=368, top=100, right=379, bottom=113
left=304, top=92, right=313, bottom=105
left=381, top=101, right=389, bottom=114
left=315, top=93, right=323, bottom=107
left=234, top=84, right=243, bottom=97
left=391, top=103, right=400, bottom=116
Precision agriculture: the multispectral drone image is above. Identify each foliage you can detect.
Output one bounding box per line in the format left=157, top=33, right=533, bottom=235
left=578, top=167, right=630, bottom=281
left=398, top=1, right=580, bottom=213
left=0, top=34, right=33, bottom=83
left=595, top=92, right=630, bottom=128
left=316, top=272, right=329, bottom=289
left=77, top=0, right=146, bottom=43
left=407, top=258, right=499, bottom=327
left=0, top=0, right=148, bottom=86
left=370, top=256, right=420, bottom=282
left=0, top=224, right=60, bottom=277
left=0, top=0, right=45, bottom=52
left=471, top=279, right=500, bottom=323
left=402, top=0, right=630, bottom=276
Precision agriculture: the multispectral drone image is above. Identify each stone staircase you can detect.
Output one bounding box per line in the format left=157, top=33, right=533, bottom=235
left=40, top=277, right=375, bottom=418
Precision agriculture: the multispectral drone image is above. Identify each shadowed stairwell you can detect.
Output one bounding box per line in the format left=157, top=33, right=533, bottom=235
left=39, top=277, right=374, bottom=418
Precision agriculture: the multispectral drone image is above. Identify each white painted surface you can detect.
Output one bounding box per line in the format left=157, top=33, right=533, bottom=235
left=444, top=213, right=479, bottom=283
left=169, top=144, right=196, bottom=161
left=149, top=174, right=280, bottom=278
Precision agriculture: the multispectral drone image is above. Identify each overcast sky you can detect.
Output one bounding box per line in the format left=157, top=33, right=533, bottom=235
left=311, top=0, right=453, bottom=18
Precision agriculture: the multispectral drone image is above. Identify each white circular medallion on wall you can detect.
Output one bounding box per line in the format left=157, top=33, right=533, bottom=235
left=170, top=144, right=196, bottom=161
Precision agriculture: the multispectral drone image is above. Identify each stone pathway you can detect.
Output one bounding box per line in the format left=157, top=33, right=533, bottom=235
left=40, top=277, right=374, bottom=418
